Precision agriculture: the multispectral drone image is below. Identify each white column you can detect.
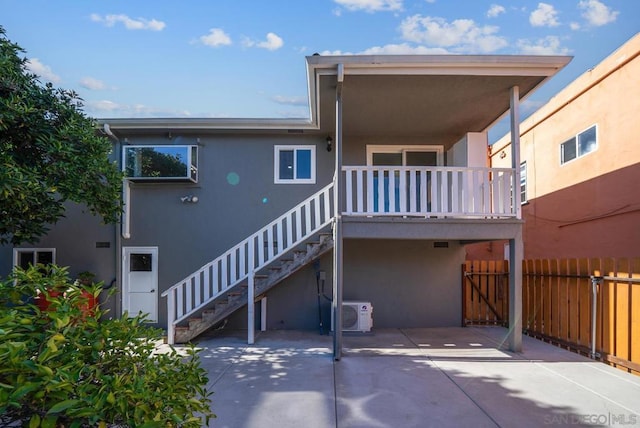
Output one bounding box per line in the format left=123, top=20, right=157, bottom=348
left=508, top=86, right=523, bottom=352
left=248, top=240, right=255, bottom=345
left=333, top=63, right=344, bottom=361
left=248, top=272, right=255, bottom=345
left=261, top=297, right=267, bottom=332
left=167, top=290, right=175, bottom=345
left=510, top=86, right=522, bottom=220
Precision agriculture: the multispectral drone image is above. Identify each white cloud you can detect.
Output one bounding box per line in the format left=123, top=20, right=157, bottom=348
left=272, top=95, right=307, bottom=106
left=85, top=100, right=192, bottom=118
left=243, top=33, right=284, bottom=51
left=79, top=77, right=106, bottom=90
left=320, top=43, right=448, bottom=55
left=570, top=22, right=581, bottom=30
left=578, top=0, right=618, bottom=27
left=334, top=0, right=402, bottom=13
left=517, top=36, right=570, bottom=55
left=90, top=13, right=165, bottom=31
left=399, top=15, right=507, bottom=53
left=360, top=43, right=448, bottom=54
left=199, top=28, right=232, bottom=47
left=258, top=33, right=284, bottom=51
left=25, top=58, right=61, bottom=83
left=487, top=4, right=506, bottom=18
left=529, top=3, right=560, bottom=27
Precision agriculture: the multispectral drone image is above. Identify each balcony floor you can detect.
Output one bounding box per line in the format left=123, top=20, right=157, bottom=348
left=341, top=215, right=524, bottom=241
left=180, top=327, right=640, bottom=427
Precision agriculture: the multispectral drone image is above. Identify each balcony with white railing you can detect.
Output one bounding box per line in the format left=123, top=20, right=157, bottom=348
left=342, top=166, right=517, bottom=218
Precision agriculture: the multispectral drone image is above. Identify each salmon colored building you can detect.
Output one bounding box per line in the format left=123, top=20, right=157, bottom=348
left=467, top=32, right=640, bottom=260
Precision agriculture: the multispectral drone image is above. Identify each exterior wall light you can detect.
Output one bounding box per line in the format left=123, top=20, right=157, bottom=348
left=326, top=135, right=333, bottom=152
left=180, top=195, right=199, bottom=204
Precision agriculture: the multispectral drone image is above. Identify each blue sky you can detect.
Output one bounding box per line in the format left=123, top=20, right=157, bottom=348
left=2, top=0, right=639, bottom=129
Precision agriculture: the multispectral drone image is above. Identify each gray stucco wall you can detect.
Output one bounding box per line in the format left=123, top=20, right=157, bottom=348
left=0, top=202, right=117, bottom=313
left=343, top=239, right=464, bottom=328
left=122, top=133, right=335, bottom=328
left=1, top=131, right=466, bottom=333
left=225, top=239, right=464, bottom=331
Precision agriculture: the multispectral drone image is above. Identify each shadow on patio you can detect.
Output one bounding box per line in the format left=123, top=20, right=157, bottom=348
left=187, top=327, right=640, bottom=428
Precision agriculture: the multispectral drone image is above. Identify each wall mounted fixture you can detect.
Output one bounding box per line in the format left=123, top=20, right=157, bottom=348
left=180, top=195, right=199, bottom=204
left=326, top=135, right=333, bottom=152
left=500, top=151, right=507, bottom=159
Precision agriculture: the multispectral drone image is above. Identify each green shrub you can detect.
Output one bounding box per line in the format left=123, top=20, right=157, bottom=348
left=0, top=264, right=215, bottom=427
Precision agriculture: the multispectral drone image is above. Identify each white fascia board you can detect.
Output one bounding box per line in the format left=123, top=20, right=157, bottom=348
left=306, top=54, right=572, bottom=77
left=97, top=117, right=317, bottom=131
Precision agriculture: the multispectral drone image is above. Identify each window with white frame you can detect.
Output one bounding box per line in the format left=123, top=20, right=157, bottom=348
left=274, top=145, right=316, bottom=184
left=13, top=248, right=56, bottom=270
left=560, top=125, right=597, bottom=165
left=123, top=145, right=198, bottom=182
left=520, top=162, right=527, bottom=204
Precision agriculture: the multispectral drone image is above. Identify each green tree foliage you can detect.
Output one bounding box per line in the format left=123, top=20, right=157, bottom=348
left=0, top=264, right=215, bottom=427
left=0, top=26, right=122, bottom=245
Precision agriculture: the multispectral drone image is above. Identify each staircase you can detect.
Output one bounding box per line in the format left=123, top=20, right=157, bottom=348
left=162, top=183, right=335, bottom=344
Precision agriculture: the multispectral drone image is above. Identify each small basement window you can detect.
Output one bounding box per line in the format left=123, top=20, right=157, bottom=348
left=13, top=248, right=56, bottom=269
left=124, top=145, right=198, bottom=182
left=274, top=145, right=316, bottom=184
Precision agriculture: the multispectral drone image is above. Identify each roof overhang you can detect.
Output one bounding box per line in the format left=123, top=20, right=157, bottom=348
left=306, top=54, right=572, bottom=143
left=99, top=54, right=571, bottom=142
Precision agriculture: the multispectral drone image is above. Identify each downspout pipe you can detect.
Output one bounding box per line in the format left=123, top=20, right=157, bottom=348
left=102, top=123, right=123, bottom=319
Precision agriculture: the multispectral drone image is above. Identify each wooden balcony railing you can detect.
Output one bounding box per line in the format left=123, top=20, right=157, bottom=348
left=343, top=166, right=517, bottom=218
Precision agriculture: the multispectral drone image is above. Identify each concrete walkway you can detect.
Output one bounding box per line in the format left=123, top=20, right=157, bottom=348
left=192, top=327, right=640, bottom=427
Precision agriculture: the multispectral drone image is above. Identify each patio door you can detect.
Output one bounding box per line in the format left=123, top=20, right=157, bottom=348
left=122, top=247, right=158, bottom=322
left=367, top=145, right=443, bottom=212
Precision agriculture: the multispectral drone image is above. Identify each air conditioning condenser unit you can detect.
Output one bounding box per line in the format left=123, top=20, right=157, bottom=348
left=342, top=301, right=373, bottom=332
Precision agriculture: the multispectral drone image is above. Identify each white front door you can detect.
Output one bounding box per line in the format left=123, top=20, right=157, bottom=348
left=123, top=247, right=158, bottom=322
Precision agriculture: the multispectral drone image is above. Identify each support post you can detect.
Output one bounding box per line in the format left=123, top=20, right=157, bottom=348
left=508, top=237, right=523, bottom=352
left=261, top=297, right=267, bottom=332
left=248, top=272, right=255, bottom=345
left=167, top=291, right=175, bottom=345
left=510, top=86, right=522, bottom=220
left=333, top=63, right=344, bottom=361
left=508, top=86, right=523, bottom=352
left=590, top=276, right=601, bottom=358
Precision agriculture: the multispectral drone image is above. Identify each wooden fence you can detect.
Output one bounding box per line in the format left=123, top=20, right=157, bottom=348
left=463, top=258, right=640, bottom=375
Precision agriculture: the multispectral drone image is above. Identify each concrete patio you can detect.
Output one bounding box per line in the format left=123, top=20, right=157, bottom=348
left=190, top=327, right=640, bottom=427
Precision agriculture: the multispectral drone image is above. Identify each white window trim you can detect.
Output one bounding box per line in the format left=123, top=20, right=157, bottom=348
left=122, top=144, right=198, bottom=182
left=520, top=161, right=527, bottom=204
left=274, top=145, right=316, bottom=184
left=365, top=145, right=444, bottom=166
left=560, top=124, right=598, bottom=166
left=13, top=248, right=56, bottom=268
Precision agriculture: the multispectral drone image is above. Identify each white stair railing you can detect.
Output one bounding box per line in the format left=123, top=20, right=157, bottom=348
left=162, top=182, right=334, bottom=343
left=343, top=166, right=516, bottom=218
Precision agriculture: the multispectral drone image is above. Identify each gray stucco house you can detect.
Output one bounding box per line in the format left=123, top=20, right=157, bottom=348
left=1, top=54, right=570, bottom=358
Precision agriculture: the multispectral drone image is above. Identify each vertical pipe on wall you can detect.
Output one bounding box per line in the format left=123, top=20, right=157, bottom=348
left=508, top=86, right=523, bottom=352
left=122, top=180, right=131, bottom=239
left=333, top=64, right=344, bottom=361
left=103, top=124, right=124, bottom=320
